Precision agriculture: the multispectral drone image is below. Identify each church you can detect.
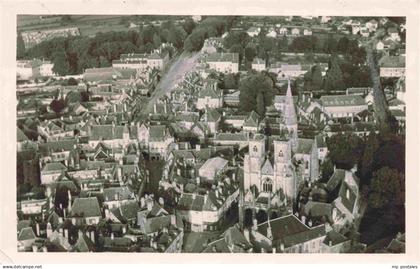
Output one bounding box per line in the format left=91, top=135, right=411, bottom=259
left=240, top=79, right=317, bottom=225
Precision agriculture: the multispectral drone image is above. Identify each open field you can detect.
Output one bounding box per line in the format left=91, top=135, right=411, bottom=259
left=17, top=15, right=187, bottom=37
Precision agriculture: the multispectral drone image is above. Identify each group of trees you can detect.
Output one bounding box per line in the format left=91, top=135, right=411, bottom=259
left=323, top=131, right=405, bottom=245
left=238, top=73, right=274, bottom=117
left=19, top=19, right=191, bottom=76
left=303, top=53, right=371, bottom=94
left=183, top=16, right=237, bottom=52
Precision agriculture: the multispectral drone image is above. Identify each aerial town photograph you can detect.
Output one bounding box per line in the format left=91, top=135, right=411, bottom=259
left=16, top=15, right=406, bottom=253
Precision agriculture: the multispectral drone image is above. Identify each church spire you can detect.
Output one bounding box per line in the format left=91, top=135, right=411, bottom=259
left=284, top=79, right=297, bottom=126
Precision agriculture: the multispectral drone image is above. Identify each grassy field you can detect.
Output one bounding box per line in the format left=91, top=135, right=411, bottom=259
left=17, top=15, right=186, bottom=37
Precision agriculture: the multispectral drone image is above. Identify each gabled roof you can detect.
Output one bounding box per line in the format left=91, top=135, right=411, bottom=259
left=199, top=84, right=220, bottom=99
left=326, top=169, right=346, bottom=193
left=177, top=193, right=217, bottom=212
left=295, top=138, right=314, bottom=155
left=204, top=109, right=221, bottom=122
left=244, top=111, right=259, bottom=127
left=103, top=186, right=135, bottom=202
left=378, top=55, right=405, bottom=68
left=257, top=214, right=326, bottom=247
left=205, top=52, right=239, bottom=64
left=320, top=95, right=366, bottom=107
left=75, top=232, right=95, bottom=252
left=18, top=227, right=36, bottom=241
left=323, top=230, right=349, bottom=246
left=42, top=162, right=68, bottom=173
left=149, top=125, right=170, bottom=141
left=17, top=128, right=29, bottom=142
left=70, top=197, right=102, bottom=218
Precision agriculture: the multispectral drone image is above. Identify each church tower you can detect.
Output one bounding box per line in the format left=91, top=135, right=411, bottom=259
left=281, top=79, right=298, bottom=152
left=243, top=134, right=265, bottom=192
left=273, top=139, right=296, bottom=199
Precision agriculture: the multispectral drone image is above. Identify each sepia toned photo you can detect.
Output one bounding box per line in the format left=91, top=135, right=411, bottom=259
left=15, top=14, right=406, bottom=254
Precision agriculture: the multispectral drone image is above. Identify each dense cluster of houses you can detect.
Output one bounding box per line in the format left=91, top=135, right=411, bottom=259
left=16, top=16, right=405, bottom=253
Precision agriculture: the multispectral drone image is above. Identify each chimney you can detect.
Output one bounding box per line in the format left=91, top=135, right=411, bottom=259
left=90, top=230, right=95, bottom=243
left=308, top=220, right=313, bottom=227
left=158, top=197, right=164, bottom=206
left=280, top=242, right=285, bottom=252
left=35, top=223, right=40, bottom=236
left=78, top=229, right=83, bottom=239
left=104, top=208, right=110, bottom=219
left=67, top=190, right=72, bottom=211
left=244, top=228, right=250, bottom=242
left=252, top=218, right=258, bottom=231
left=122, top=226, right=127, bottom=234
left=146, top=198, right=154, bottom=212
left=267, top=223, right=273, bottom=240
left=46, top=222, right=52, bottom=238
left=301, top=215, right=306, bottom=225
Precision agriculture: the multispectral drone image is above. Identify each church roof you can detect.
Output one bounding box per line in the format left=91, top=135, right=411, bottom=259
left=261, top=159, right=274, bottom=175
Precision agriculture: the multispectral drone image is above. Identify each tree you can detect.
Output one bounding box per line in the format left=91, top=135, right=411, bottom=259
left=50, top=98, right=66, bottom=113
left=52, top=50, right=69, bottom=76
left=256, top=92, right=265, bottom=117
left=337, top=36, right=350, bottom=54
left=326, top=132, right=364, bottom=169
left=222, top=73, right=238, bottom=89
left=359, top=131, right=379, bottom=185
left=60, top=15, right=73, bottom=25
left=229, top=44, right=244, bottom=66
left=244, top=46, right=256, bottom=63
left=311, top=65, right=323, bottom=91
left=17, top=32, right=26, bottom=59
left=182, top=17, right=196, bottom=34
left=324, top=55, right=345, bottom=92
left=67, top=77, right=78, bottom=86
left=373, top=134, right=405, bottom=173
left=368, top=167, right=404, bottom=210
left=153, top=33, right=162, bottom=48
left=239, top=73, right=273, bottom=113
left=320, top=158, right=335, bottom=183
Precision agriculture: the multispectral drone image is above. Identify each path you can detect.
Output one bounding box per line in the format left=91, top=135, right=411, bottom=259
left=139, top=51, right=201, bottom=117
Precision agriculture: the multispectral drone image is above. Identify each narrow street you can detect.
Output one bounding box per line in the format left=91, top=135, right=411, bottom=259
left=365, top=43, right=391, bottom=133
left=138, top=51, right=201, bottom=117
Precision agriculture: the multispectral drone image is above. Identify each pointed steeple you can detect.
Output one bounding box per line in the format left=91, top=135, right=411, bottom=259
left=284, top=79, right=297, bottom=126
